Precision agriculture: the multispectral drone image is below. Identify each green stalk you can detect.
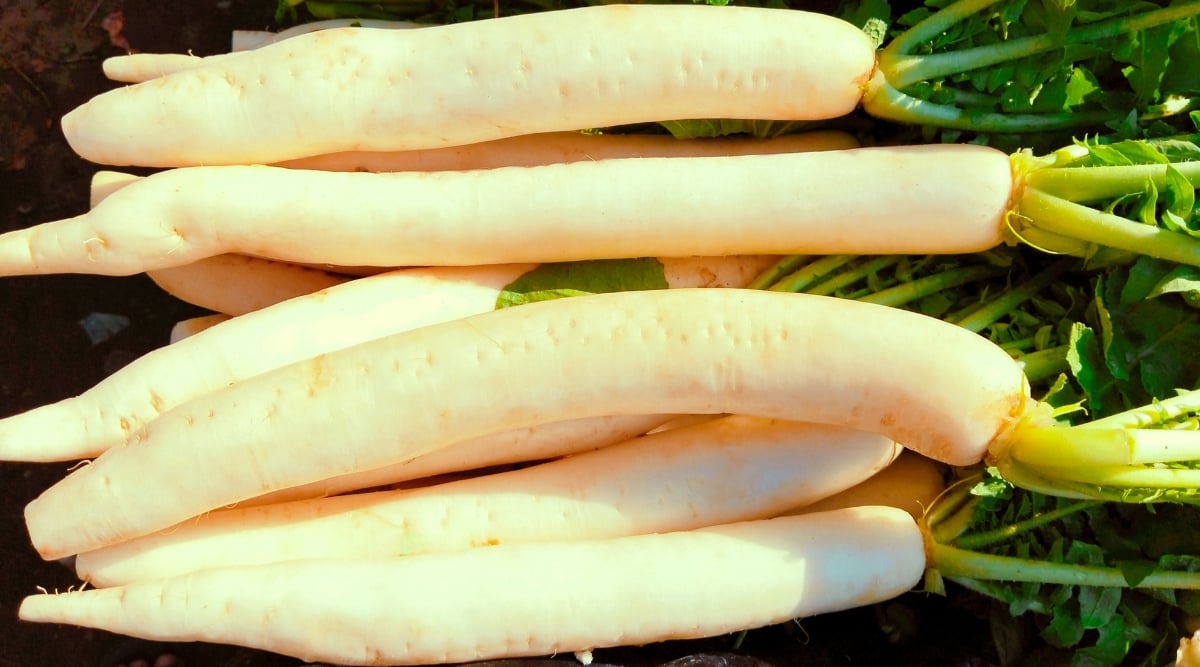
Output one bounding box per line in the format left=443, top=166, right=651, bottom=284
left=881, top=0, right=1002, bottom=59
left=858, top=263, right=1006, bottom=307
left=1027, top=162, right=1200, bottom=203
left=1016, top=344, right=1069, bottom=383
left=1009, top=426, right=1200, bottom=468
left=1014, top=187, right=1200, bottom=267
left=1028, top=463, right=1200, bottom=490
left=948, top=258, right=1074, bottom=334
left=767, top=255, right=854, bottom=293
left=1082, top=388, right=1200, bottom=430
left=884, top=2, right=1200, bottom=90
left=931, top=541, right=1200, bottom=589
left=746, top=255, right=810, bottom=290
left=952, top=499, right=1104, bottom=551
left=860, top=79, right=1114, bottom=133
left=804, top=256, right=902, bottom=297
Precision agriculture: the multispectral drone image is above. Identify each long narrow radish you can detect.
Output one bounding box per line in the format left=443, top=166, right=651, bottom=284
left=75, top=416, right=900, bottom=588
left=147, top=254, right=351, bottom=315
left=65, top=5, right=876, bottom=166
left=168, top=314, right=230, bottom=343
left=0, top=145, right=1012, bottom=277
left=24, top=288, right=1028, bottom=559
left=108, top=20, right=427, bottom=83
left=245, top=414, right=673, bottom=507
left=0, top=255, right=772, bottom=462
left=273, top=129, right=861, bottom=171
left=783, top=449, right=946, bottom=521
left=22, top=507, right=926, bottom=665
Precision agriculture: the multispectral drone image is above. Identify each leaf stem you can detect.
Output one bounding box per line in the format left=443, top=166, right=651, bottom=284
left=948, top=258, right=1073, bottom=333
left=885, top=2, right=1200, bottom=90
left=860, top=74, right=1115, bottom=133
left=805, top=256, right=902, bottom=297
left=952, top=499, right=1103, bottom=551
left=1082, top=388, right=1200, bottom=430
left=930, top=541, right=1200, bottom=589
left=1014, top=187, right=1200, bottom=267
left=1027, top=161, right=1200, bottom=203
left=766, top=255, right=854, bottom=293
left=858, top=263, right=1006, bottom=307
left=746, top=255, right=811, bottom=290
left=881, top=0, right=1003, bottom=59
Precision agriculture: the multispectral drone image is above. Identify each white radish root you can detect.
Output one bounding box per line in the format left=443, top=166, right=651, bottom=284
left=0, top=145, right=1013, bottom=277
left=66, top=5, right=876, bottom=166
left=24, top=288, right=1029, bottom=559
left=22, top=507, right=926, bottom=666
left=75, top=416, right=900, bottom=587
left=0, top=256, right=770, bottom=463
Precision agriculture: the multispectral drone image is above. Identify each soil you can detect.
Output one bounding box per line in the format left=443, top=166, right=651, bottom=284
left=0, top=2, right=1002, bottom=665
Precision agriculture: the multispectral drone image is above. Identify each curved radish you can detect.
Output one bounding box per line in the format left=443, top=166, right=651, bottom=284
left=271, top=129, right=861, bottom=172
left=74, top=416, right=900, bottom=587
left=24, top=288, right=1028, bottom=559
left=0, top=145, right=1013, bottom=277
left=148, top=254, right=351, bottom=315
left=65, top=5, right=875, bottom=166
left=22, top=507, right=926, bottom=666
left=0, top=256, right=772, bottom=463
left=168, top=314, right=231, bottom=343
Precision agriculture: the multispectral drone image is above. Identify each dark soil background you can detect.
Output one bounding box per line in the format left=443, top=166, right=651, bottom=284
left=0, top=1, right=1004, bottom=665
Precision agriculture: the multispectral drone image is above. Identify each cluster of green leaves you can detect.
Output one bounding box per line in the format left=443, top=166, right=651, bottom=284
left=873, top=0, right=1200, bottom=151
left=937, top=478, right=1200, bottom=666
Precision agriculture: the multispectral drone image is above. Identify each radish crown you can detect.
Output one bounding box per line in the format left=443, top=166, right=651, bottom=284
left=1006, top=135, right=1200, bottom=268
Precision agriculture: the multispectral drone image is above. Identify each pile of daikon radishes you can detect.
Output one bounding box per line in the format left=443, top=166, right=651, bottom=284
left=6, top=3, right=1199, bottom=666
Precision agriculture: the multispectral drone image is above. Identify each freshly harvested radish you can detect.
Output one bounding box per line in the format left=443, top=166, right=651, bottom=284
left=0, top=145, right=1014, bottom=276
left=243, top=414, right=673, bottom=507
left=22, top=507, right=927, bottom=665
left=271, top=129, right=860, bottom=172
left=146, top=254, right=350, bottom=316
left=24, top=288, right=1029, bottom=559
left=74, top=416, right=900, bottom=587
left=783, top=449, right=946, bottom=521
left=66, top=5, right=873, bottom=166
left=168, top=314, right=230, bottom=343
left=62, top=2, right=1196, bottom=167
left=0, top=256, right=772, bottom=463
left=9, top=141, right=1194, bottom=277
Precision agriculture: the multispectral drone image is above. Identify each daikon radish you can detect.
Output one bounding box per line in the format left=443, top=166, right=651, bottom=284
left=22, top=507, right=927, bottom=666
left=783, top=449, right=946, bottom=520
left=24, top=288, right=1029, bottom=559
left=74, top=416, right=900, bottom=587
left=0, top=145, right=1014, bottom=277
left=168, top=314, right=230, bottom=343
left=147, top=254, right=350, bottom=316
left=271, top=129, right=861, bottom=172
left=68, top=5, right=875, bottom=166
left=0, top=256, right=773, bottom=462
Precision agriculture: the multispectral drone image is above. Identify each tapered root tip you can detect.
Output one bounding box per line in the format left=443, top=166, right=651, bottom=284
left=0, top=227, right=39, bottom=277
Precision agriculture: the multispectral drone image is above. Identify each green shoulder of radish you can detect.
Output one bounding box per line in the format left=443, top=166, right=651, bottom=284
left=58, top=1, right=1200, bottom=167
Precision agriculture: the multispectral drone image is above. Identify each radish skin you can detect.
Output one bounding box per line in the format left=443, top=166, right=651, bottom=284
left=22, top=507, right=926, bottom=665
left=783, top=449, right=946, bottom=521
left=0, top=256, right=771, bottom=463
left=270, top=130, right=862, bottom=172
left=0, top=145, right=1013, bottom=276
left=24, top=289, right=1028, bottom=559
left=168, top=314, right=230, bottom=343
left=64, top=5, right=876, bottom=166
left=75, top=416, right=900, bottom=587
left=147, top=254, right=350, bottom=315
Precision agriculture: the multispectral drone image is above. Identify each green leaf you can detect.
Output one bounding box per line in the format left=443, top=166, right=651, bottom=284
left=496, top=258, right=668, bottom=309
